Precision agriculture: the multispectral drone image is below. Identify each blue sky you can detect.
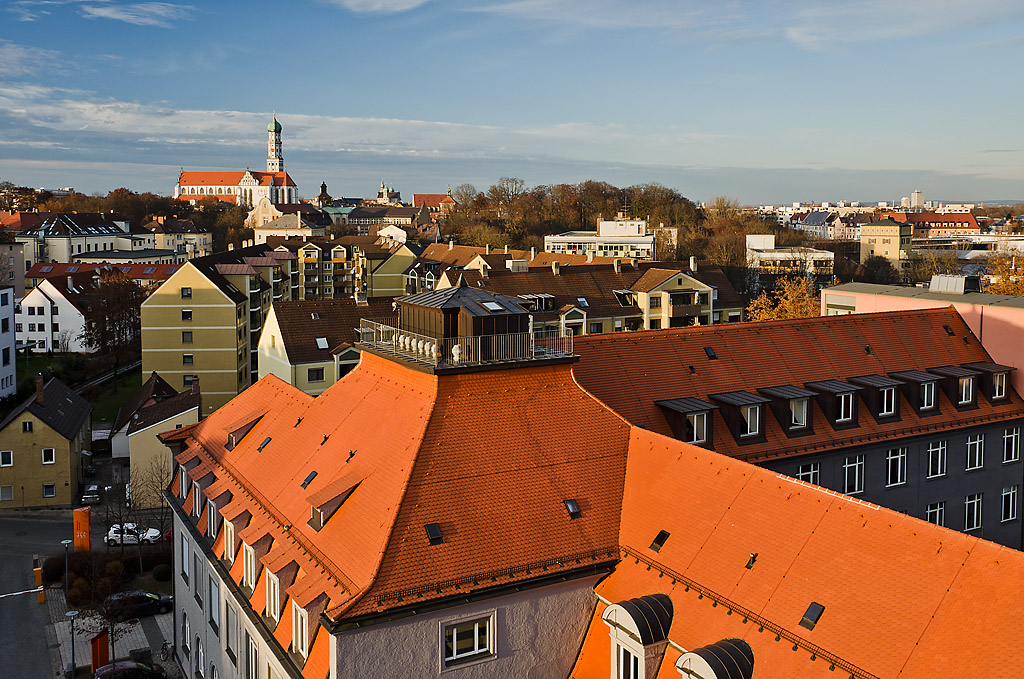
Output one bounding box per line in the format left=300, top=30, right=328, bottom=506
left=1, top=0, right=1022, bottom=205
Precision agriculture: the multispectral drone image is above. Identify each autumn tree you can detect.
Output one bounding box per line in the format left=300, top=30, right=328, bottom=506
left=985, top=253, right=1024, bottom=295
left=80, top=269, right=146, bottom=382
left=860, top=255, right=901, bottom=284
left=746, top=276, right=819, bottom=322
left=909, top=249, right=962, bottom=283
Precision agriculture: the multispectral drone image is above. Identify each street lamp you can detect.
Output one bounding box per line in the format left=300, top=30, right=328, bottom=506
left=66, top=610, right=78, bottom=678
left=61, top=539, right=73, bottom=608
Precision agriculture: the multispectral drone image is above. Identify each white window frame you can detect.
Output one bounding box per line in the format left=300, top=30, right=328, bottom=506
left=920, top=381, right=935, bottom=410
left=616, top=643, right=641, bottom=679
left=209, top=576, right=220, bottom=629
left=192, top=481, right=202, bottom=518
left=994, top=372, right=1007, bottom=399
left=266, top=573, right=279, bottom=622
left=964, top=493, right=983, bottom=531
left=966, top=434, right=984, bottom=470
left=181, top=534, right=190, bottom=582
left=0, top=450, right=11, bottom=467
left=796, top=462, right=819, bottom=485
left=226, top=605, right=238, bottom=662
left=42, top=483, right=56, bottom=498
left=41, top=448, right=55, bottom=465
left=292, top=601, right=308, bottom=658
left=790, top=398, right=808, bottom=429
left=926, top=501, right=945, bottom=527
left=740, top=404, right=760, bottom=437
left=958, top=377, right=974, bottom=405
left=1004, top=427, right=1021, bottom=464
left=837, top=392, right=854, bottom=423
left=0, top=485, right=12, bottom=502
left=243, top=544, right=257, bottom=590
left=1002, top=486, right=1018, bottom=522
left=207, top=500, right=218, bottom=537
left=441, top=612, right=496, bottom=669
left=886, top=448, right=907, bottom=487
left=245, top=633, right=258, bottom=679
left=843, top=455, right=864, bottom=495
left=223, top=520, right=234, bottom=564
left=880, top=387, right=896, bottom=416
left=686, top=412, right=706, bottom=444
left=927, top=441, right=947, bottom=478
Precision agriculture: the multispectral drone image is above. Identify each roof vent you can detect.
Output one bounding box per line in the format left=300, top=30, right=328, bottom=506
left=294, top=417, right=303, bottom=427
left=799, top=602, right=825, bottom=630
left=300, top=471, right=317, bottom=489
left=688, top=365, right=696, bottom=374
left=564, top=498, right=582, bottom=519
left=425, top=523, right=443, bottom=545
left=745, top=552, right=758, bottom=569
left=257, top=437, right=271, bottom=452
left=346, top=449, right=355, bottom=462
left=650, top=530, right=670, bottom=553
left=322, top=434, right=330, bottom=445
left=704, top=347, right=717, bottom=360
left=962, top=336, right=970, bottom=344
left=864, top=345, right=871, bottom=355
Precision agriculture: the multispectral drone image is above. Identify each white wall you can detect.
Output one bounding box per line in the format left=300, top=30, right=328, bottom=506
left=16, top=281, right=90, bottom=353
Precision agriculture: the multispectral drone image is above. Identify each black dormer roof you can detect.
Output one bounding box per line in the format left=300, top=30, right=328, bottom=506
left=400, top=279, right=525, bottom=317
left=615, top=594, right=674, bottom=646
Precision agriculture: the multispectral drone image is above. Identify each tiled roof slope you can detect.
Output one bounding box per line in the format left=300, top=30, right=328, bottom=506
left=271, top=297, right=395, bottom=364
left=570, top=427, right=1024, bottom=679
left=0, top=377, right=91, bottom=440
left=572, top=308, right=1024, bottom=462
left=27, top=262, right=180, bottom=280
left=172, top=351, right=631, bottom=626
left=128, top=390, right=200, bottom=434
left=112, top=371, right=179, bottom=434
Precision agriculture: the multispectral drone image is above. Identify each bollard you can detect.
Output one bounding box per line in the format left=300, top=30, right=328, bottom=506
left=34, top=567, right=44, bottom=603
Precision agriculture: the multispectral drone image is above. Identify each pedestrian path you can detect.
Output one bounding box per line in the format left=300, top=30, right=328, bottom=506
left=44, top=585, right=181, bottom=677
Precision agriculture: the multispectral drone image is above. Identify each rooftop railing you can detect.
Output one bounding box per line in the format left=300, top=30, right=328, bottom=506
left=358, top=319, right=574, bottom=368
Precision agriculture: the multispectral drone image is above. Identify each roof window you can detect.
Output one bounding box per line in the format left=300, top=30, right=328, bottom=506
left=311, top=312, right=320, bottom=320
left=799, top=602, right=825, bottom=631
left=481, top=301, right=503, bottom=312
left=315, top=337, right=328, bottom=350
left=943, top=324, right=955, bottom=336
left=576, top=297, right=589, bottom=308
left=704, top=347, right=717, bottom=360
left=425, top=523, right=444, bottom=545
left=564, top=498, right=582, bottom=519
left=650, top=530, right=670, bottom=553
left=300, top=471, right=317, bottom=489
left=257, top=437, right=271, bottom=452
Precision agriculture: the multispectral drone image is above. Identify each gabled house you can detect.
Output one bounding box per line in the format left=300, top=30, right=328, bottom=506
left=16, top=269, right=108, bottom=353
left=109, top=372, right=181, bottom=460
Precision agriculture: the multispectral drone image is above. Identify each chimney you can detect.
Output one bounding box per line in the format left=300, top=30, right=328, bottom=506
left=613, top=258, right=621, bottom=274
left=689, top=256, right=697, bottom=272
left=448, top=239, right=454, bottom=251
left=297, top=213, right=302, bottom=227
left=552, top=261, right=560, bottom=276
left=67, top=275, right=73, bottom=291
left=485, top=244, right=491, bottom=255
left=504, top=245, right=509, bottom=254
left=35, top=374, right=44, bottom=406
left=530, top=246, right=536, bottom=259
left=157, top=216, right=165, bottom=225
left=586, top=251, right=595, bottom=263
left=191, top=376, right=200, bottom=396
left=631, top=258, right=638, bottom=269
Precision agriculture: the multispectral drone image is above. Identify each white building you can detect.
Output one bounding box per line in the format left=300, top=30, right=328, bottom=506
left=15, top=272, right=102, bottom=353
left=0, top=287, right=16, bottom=397
left=544, top=212, right=656, bottom=260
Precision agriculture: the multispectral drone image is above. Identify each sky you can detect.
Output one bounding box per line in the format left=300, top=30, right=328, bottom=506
left=1, top=0, right=1022, bottom=205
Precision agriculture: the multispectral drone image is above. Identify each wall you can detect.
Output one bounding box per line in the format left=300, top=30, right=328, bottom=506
left=128, top=406, right=199, bottom=509
left=16, top=284, right=89, bottom=353
left=0, top=288, right=15, bottom=397
left=334, top=576, right=600, bottom=678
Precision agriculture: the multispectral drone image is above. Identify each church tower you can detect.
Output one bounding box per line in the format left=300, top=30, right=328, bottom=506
left=267, top=113, right=284, bottom=172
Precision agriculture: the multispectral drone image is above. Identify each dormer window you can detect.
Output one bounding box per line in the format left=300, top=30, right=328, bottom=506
left=759, top=385, right=815, bottom=437
left=959, top=377, right=974, bottom=405
left=709, top=392, right=768, bottom=444
left=655, top=398, right=718, bottom=449
left=741, top=405, right=760, bottom=437
left=243, top=544, right=257, bottom=590
left=921, top=382, right=935, bottom=410
left=790, top=398, right=808, bottom=429
left=880, top=387, right=896, bottom=416
left=994, top=372, right=1007, bottom=400
left=687, top=412, right=707, bottom=444
left=838, top=392, right=854, bottom=422
left=266, top=574, right=280, bottom=622
left=292, top=601, right=309, bottom=658
left=961, top=362, right=1015, bottom=404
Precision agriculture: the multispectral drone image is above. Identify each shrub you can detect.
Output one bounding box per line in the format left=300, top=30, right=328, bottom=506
left=152, top=564, right=172, bottom=582
left=141, top=546, right=172, bottom=571
left=41, top=555, right=65, bottom=585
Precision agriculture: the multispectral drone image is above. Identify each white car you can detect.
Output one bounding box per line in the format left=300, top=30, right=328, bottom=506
left=106, top=523, right=162, bottom=546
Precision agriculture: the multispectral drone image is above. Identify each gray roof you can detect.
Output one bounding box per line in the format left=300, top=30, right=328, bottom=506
left=400, top=283, right=526, bottom=317
left=0, top=378, right=92, bottom=440
left=826, top=282, right=1024, bottom=309
left=75, top=248, right=179, bottom=261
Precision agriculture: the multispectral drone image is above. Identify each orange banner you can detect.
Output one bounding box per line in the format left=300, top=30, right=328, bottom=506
left=73, top=507, right=91, bottom=552
left=90, top=628, right=109, bottom=671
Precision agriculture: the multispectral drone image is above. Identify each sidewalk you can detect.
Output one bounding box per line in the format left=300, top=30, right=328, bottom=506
left=44, top=585, right=181, bottom=678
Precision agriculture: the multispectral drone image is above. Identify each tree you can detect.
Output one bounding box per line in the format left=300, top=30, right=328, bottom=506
left=486, top=177, right=525, bottom=226
left=985, top=253, right=1024, bottom=295
left=80, top=270, right=146, bottom=383
left=746, top=276, right=819, bottom=322
left=452, top=183, right=478, bottom=213
left=860, top=255, right=901, bottom=284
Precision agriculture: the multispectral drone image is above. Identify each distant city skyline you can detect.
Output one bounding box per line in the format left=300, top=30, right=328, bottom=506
left=1, top=1, right=1022, bottom=205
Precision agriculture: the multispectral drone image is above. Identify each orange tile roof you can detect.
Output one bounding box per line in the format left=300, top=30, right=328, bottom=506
left=178, top=170, right=296, bottom=188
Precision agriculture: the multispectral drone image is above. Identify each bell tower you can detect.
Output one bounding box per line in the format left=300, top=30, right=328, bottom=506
left=267, top=112, right=284, bottom=172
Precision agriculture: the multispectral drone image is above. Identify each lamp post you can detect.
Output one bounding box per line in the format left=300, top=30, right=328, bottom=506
left=61, top=539, right=72, bottom=608
left=66, top=610, right=78, bottom=678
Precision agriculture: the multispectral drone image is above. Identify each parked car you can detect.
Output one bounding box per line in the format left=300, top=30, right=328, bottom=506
left=106, top=523, right=162, bottom=546
left=91, top=659, right=167, bottom=678
left=102, top=591, right=173, bottom=622
left=81, top=484, right=101, bottom=505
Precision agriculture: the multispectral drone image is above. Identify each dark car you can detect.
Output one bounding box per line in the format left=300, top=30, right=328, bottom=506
left=102, top=590, right=173, bottom=621
left=91, top=660, right=167, bottom=678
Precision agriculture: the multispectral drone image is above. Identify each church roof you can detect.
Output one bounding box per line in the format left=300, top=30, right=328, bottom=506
left=177, top=171, right=296, bottom=188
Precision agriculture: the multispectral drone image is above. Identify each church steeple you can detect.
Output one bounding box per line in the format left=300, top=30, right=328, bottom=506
left=267, top=110, right=284, bottom=172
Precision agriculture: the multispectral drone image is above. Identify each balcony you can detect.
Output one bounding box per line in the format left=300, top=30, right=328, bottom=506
left=669, top=303, right=702, bottom=318
left=358, top=320, right=574, bottom=370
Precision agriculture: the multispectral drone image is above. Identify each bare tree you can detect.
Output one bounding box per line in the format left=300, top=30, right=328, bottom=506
left=80, top=269, right=145, bottom=383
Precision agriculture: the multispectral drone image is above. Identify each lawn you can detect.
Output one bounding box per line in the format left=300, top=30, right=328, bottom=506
left=87, top=370, right=142, bottom=425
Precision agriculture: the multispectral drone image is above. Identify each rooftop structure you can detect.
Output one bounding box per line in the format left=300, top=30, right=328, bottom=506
left=545, top=211, right=657, bottom=260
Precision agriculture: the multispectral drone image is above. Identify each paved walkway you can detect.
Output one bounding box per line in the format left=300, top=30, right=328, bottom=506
left=44, top=586, right=181, bottom=677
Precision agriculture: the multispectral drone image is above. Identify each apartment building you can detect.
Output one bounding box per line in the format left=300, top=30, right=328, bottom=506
left=860, top=218, right=913, bottom=272
left=9, top=212, right=162, bottom=269
left=163, top=288, right=1024, bottom=679
left=544, top=211, right=656, bottom=260
left=143, top=218, right=213, bottom=259
left=141, top=245, right=297, bottom=413
left=745, top=234, right=835, bottom=291
left=0, top=287, right=14, bottom=398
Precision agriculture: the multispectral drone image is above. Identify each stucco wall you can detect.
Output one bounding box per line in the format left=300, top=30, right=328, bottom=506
left=334, top=575, right=601, bottom=679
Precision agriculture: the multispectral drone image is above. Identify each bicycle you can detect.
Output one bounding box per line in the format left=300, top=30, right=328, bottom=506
left=159, top=640, right=172, bottom=661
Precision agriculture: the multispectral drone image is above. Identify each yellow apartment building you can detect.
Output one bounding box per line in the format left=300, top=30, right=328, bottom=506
left=861, top=218, right=913, bottom=274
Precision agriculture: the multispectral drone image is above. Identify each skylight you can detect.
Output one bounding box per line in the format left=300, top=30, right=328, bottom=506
left=704, top=347, right=717, bottom=360
left=425, top=523, right=444, bottom=545
left=481, top=301, right=503, bottom=312
left=315, top=337, right=328, bottom=350
left=576, top=297, right=589, bottom=308
left=943, top=325, right=955, bottom=336
left=799, top=602, right=825, bottom=630
left=66, top=266, right=78, bottom=272
left=257, top=437, right=272, bottom=452
left=311, top=312, right=320, bottom=320
left=144, top=267, right=156, bottom=274
left=300, top=471, right=318, bottom=489
left=650, top=530, right=670, bottom=552
left=564, top=498, right=582, bottom=519
left=40, top=266, right=52, bottom=273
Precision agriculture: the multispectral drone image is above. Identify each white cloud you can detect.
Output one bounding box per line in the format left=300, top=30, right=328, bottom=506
left=320, top=0, right=431, bottom=15
left=0, top=41, right=62, bottom=77
left=80, top=2, right=193, bottom=27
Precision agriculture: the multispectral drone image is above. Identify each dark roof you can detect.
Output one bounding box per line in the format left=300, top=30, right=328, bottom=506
left=757, top=385, right=816, bottom=400
left=804, top=379, right=862, bottom=394
left=963, top=361, right=1016, bottom=374
left=143, top=218, right=208, bottom=235
left=189, top=244, right=281, bottom=303
left=709, top=391, right=772, bottom=406
left=0, top=378, right=92, bottom=440
left=112, top=372, right=179, bottom=434
left=400, top=282, right=526, bottom=317
left=848, top=374, right=905, bottom=389
left=272, top=298, right=396, bottom=364
left=928, top=365, right=982, bottom=379
left=655, top=397, right=719, bottom=414
left=690, top=639, right=754, bottom=679
left=128, top=390, right=201, bottom=434
left=889, top=369, right=939, bottom=383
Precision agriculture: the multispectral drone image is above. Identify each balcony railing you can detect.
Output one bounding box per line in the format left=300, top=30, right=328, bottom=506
left=358, top=319, right=574, bottom=368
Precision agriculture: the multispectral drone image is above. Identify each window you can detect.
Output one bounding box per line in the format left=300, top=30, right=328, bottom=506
left=307, top=367, right=325, bottom=383
left=183, top=375, right=197, bottom=388
left=958, top=377, right=973, bottom=404
left=999, top=484, right=1020, bottom=523
left=224, top=520, right=234, bottom=564
left=922, top=380, right=935, bottom=409
left=0, top=486, right=12, bottom=502
left=0, top=450, right=11, bottom=467
left=245, top=633, right=258, bottom=679
left=964, top=493, right=983, bottom=531
left=243, top=544, right=257, bottom=590
left=789, top=398, right=808, bottom=429
left=966, top=434, right=984, bottom=470
left=182, top=309, right=193, bottom=321
left=181, top=534, right=190, bottom=583
left=182, top=331, right=193, bottom=344
left=994, top=372, right=1007, bottom=399
left=292, top=602, right=308, bottom=658
left=927, top=441, right=947, bottom=478
left=796, top=462, right=819, bottom=485
left=837, top=392, right=854, bottom=422
left=649, top=295, right=662, bottom=310
left=42, top=483, right=56, bottom=498
left=926, top=501, right=945, bottom=527
left=686, top=412, right=706, bottom=444
left=182, top=612, right=190, bottom=657
left=880, top=387, right=896, bottom=416
left=443, top=615, right=494, bottom=667
left=740, top=404, right=759, bottom=437
left=52, top=322, right=58, bottom=332
left=209, top=576, right=220, bottom=631
left=588, top=322, right=603, bottom=334
left=1004, top=428, right=1021, bottom=463
left=843, top=455, right=864, bottom=495
left=183, top=353, right=195, bottom=366
left=41, top=448, right=55, bottom=465
left=22, top=421, right=32, bottom=433
left=617, top=645, right=640, bottom=679
left=181, top=287, right=192, bottom=299
left=886, top=448, right=907, bottom=486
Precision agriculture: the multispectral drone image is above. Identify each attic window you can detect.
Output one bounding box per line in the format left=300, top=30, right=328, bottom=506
left=564, top=498, right=582, bottom=519
left=943, top=325, right=955, bottom=336
left=257, top=437, right=272, bottom=452
left=300, top=471, right=317, bottom=489
left=650, top=530, right=670, bottom=553
left=576, top=297, right=589, bottom=308
left=481, top=301, right=503, bottom=312
left=425, top=523, right=444, bottom=546
left=311, top=312, right=320, bottom=320
left=704, top=347, right=717, bottom=360
left=799, top=602, right=825, bottom=631
left=66, top=266, right=79, bottom=272
left=315, top=337, right=328, bottom=350
left=144, top=267, right=156, bottom=274
left=40, top=265, right=53, bottom=272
